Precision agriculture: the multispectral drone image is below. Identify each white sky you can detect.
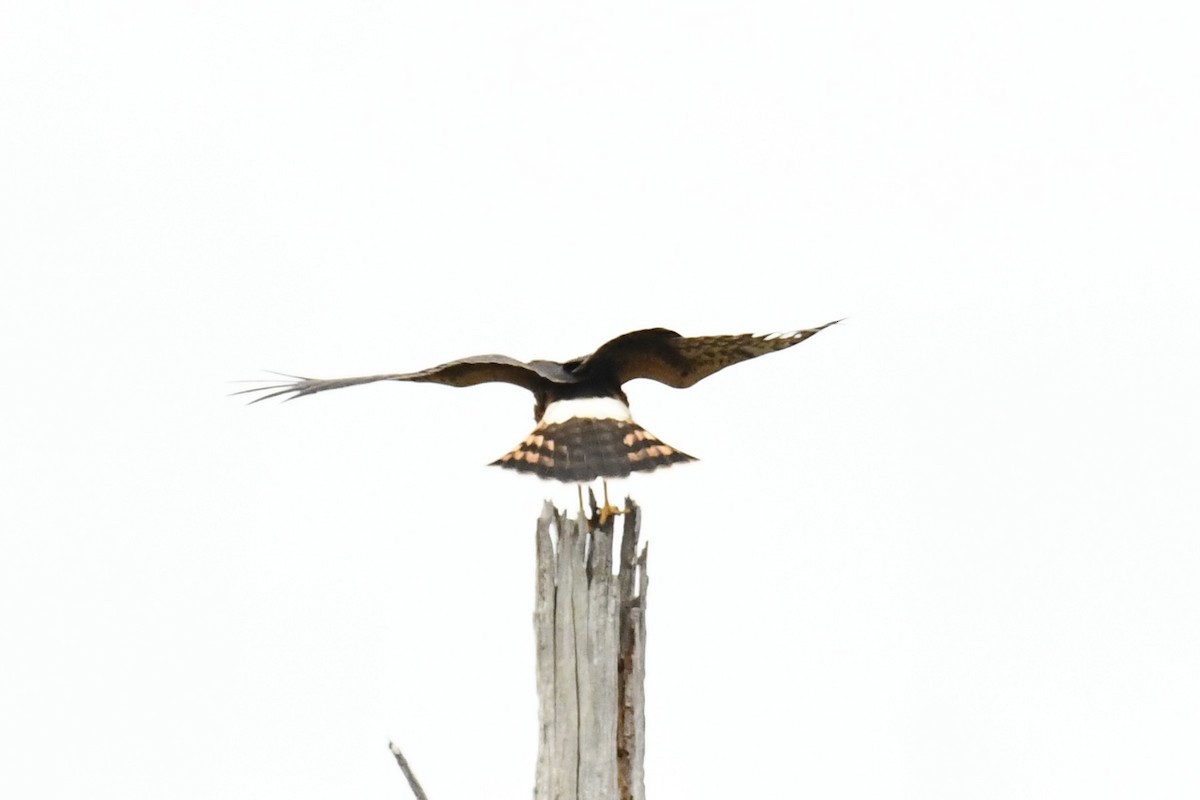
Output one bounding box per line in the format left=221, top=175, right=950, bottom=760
left=2, top=2, right=1198, bottom=797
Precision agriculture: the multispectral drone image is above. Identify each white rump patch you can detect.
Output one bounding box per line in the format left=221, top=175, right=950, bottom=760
left=540, top=396, right=633, bottom=424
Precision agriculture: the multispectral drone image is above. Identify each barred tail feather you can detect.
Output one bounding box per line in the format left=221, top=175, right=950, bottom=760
left=491, top=417, right=696, bottom=483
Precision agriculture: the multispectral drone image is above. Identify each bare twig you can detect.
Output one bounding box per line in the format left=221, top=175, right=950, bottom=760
left=388, top=740, right=430, bottom=800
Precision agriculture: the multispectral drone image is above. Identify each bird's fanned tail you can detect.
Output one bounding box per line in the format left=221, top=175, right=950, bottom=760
left=491, top=417, right=696, bottom=482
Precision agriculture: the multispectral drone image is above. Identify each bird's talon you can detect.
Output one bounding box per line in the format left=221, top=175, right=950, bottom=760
left=595, top=503, right=630, bottom=528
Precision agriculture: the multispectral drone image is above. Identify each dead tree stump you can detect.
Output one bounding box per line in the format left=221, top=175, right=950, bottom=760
left=534, top=498, right=648, bottom=800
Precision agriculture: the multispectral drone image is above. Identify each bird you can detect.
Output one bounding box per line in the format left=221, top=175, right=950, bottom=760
left=240, top=320, right=839, bottom=521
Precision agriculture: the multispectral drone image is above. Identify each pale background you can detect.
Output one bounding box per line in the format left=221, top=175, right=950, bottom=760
left=2, top=2, right=1198, bottom=797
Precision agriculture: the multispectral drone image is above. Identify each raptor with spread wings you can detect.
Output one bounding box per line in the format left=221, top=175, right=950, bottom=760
left=241, top=320, right=839, bottom=485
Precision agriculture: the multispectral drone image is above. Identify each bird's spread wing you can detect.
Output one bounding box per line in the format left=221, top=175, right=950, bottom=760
left=577, top=319, right=840, bottom=388
left=236, top=354, right=573, bottom=403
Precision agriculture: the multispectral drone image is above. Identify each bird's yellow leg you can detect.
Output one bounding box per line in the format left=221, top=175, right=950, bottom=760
left=597, top=480, right=630, bottom=527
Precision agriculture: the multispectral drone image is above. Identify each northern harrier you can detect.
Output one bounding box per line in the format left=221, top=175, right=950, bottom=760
left=241, top=321, right=838, bottom=505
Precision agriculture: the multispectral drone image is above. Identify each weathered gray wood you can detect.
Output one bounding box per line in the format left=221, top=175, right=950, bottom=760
left=576, top=511, right=618, bottom=800
left=535, top=503, right=559, bottom=796
left=618, top=512, right=647, bottom=800
left=535, top=497, right=648, bottom=800
left=388, top=740, right=430, bottom=800
left=552, top=507, right=580, bottom=799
